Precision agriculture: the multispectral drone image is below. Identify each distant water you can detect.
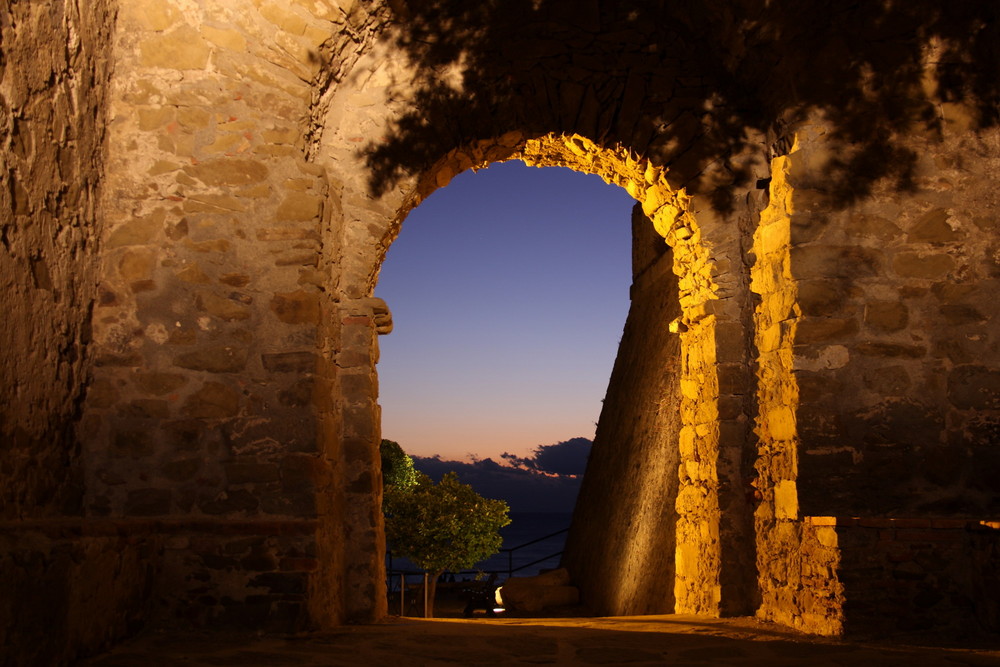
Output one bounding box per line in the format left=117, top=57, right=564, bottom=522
left=386, top=512, right=573, bottom=585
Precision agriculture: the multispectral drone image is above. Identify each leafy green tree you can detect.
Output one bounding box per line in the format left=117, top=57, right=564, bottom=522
left=384, top=470, right=510, bottom=617
left=380, top=439, right=419, bottom=494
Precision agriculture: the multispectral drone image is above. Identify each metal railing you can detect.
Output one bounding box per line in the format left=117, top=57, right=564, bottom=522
left=385, top=526, right=569, bottom=591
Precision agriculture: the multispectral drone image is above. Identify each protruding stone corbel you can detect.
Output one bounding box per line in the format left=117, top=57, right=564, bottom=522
left=342, top=297, right=393, bottom=335
left=370, top=298, right=393, bottom=335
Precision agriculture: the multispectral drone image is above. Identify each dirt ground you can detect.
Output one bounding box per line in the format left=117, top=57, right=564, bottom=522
left=83, top=594, right=1000, bottom=667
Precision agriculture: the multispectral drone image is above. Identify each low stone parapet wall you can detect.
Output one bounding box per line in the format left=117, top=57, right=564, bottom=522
left=798, top=517, right=1000, bottom=640
left=0, top=517, right=320, bottom=666
left=0, top=522, right=160, bottom=667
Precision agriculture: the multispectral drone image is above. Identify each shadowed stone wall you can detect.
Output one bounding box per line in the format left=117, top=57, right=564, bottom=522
left=2, top=1, right=1000, bottom=660
left=0, top=0, right=115, bottom=520
left=789, top=120, right=1000, bottom=519
left=0, top=4, right=153, bottom=664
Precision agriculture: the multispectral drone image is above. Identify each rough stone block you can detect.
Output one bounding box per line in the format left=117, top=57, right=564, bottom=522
left=892, top=252, right=956, bottom=279
left=112, top=430, right=155, bottom=459
left=795, top=317, right=859, bottom=344
left=125, top=488, right=172, bottom=516
left=196, top=291, right=252, bottom=321
left=199, top=489, right=260, bottom=515
left=864, top=301, right=908, bottom=332
left=183, top=381, right=241, bottom=418
left=225, top=462, right=281, bottom=484
left=256, top=227, right=319, bottom=241
left=135, top=372, right=188, bottom=396
left=948, top=366, right=1000, bottom=410
left=907, top=208, right=962, bottom=244
left=797, top=280, right=853, bottom=317
left=790, top=246, right=881, bottom=280
left=183, top=194, right=247, bottom=213
left=862, top=365, right=910, bottom=395
left=276, top=192, right=323, bottom=221
left=278, top=378, right=314, bottom=406
left=220, top=274, right=251, bottom=287
left=249, top=572, right=307, bottom=596
left=86, top=379, right=120, bottom=408
left=125, top=399, right=170, bottom=419
left=202, top=25, right=247, bottom=52
left=106, top=211, right=164, bottom=248
left=938, top=304, right=985, bottom=325
left=175, top=346, right=249, bottom=373
left=139, top=26, right=210, bottom=70
left=261, top=491, right=317, bottom=516
left=175, top=263, right=211, bottom=284
left=270, top=291, right=320, bottom=324
left=183, top=159, right=269, bottom=186
left=261, top=351, right=316, bottom=373
left=162, top=459, right=201, bottom=482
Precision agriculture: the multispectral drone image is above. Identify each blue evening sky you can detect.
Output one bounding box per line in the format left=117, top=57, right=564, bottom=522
left=374, top=160, right=637, bottom=461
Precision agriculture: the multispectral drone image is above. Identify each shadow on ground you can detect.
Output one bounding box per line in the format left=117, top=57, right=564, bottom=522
left=83, top=614, right=1000, bottom=667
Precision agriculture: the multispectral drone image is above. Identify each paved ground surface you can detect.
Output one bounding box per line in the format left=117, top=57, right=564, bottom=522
left=83, top=614, right=1000, bottom=666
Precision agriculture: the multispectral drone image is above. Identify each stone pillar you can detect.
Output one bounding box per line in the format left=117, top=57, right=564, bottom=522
left=327, top=297, right=391, bottom=623
left=667, top=196, right=753, bottom=618
left=687, top=178, right=765, bottom=618
left=750, top=147, right=814, bottom=631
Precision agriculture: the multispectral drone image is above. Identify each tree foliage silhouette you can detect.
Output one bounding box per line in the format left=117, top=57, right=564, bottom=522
left=380, top=438, right=419, bottom=495
left=361, top=0, right=999, bottom=211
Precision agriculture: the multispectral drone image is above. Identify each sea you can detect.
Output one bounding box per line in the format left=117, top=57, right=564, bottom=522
left=386, top=511, right=572, bottom=586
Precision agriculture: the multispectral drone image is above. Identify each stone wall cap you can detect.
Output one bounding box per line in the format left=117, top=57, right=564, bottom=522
left=804, top=516, right=1000, bottom=530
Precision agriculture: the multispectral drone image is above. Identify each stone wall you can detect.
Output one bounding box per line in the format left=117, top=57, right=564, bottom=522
left=0, top=522, right=160, bottom=666
left=2, top=0, right=999, bottom=653
left=85, top=0, right=330, bottom=523
left=76, top=0, right=389, bottom=630
left=752, top=109, right=1000, bottom=635
left=150, top=519, right=318, bottom=630
left=0, top=0, right=116, bottom=519
left=835, top=518, right=1000, bottom=638
left=562, top=205, right=681, bottom=616
left=0, top=2, right=137, bottom=662
left=790, top=118, right=1000, bottom=518
left=790, top=517, right=1000, bottom=639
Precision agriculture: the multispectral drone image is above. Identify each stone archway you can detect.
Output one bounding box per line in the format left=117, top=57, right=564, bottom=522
left=324, top=131, right=760, bottom=620
left=45, top=0, right=773, bottom=635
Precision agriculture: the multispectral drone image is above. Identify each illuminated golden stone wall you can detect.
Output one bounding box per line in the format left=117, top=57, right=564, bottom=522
left=749, top=144, right=834, bottom=633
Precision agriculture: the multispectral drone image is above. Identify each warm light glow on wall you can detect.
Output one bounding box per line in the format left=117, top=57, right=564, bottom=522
left=384, top=132, right=725, bottom=616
